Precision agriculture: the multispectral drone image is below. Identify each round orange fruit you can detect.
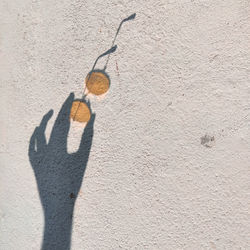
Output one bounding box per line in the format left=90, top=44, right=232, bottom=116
left=70, top=101, right=91, bottom=123
left=85, top=71, right=110, bottom=95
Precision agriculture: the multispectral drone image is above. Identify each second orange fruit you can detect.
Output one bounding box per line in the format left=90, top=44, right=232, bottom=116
left=70, top=101, right=91, bottom=123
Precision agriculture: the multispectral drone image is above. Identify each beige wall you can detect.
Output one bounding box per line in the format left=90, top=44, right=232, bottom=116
left=1, top=0, right=250, bottom=249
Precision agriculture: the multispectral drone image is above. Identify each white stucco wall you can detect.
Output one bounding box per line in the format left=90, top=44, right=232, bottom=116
left=1, top=0, right=250, bottom=249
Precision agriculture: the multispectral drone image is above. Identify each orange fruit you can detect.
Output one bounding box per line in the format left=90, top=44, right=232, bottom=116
left=85, top=71, right=110, bottom=95
left=70, top=101, right=91, bottom=123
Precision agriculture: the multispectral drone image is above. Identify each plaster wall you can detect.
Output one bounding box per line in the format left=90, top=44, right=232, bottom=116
left=0, top=0, right=250, bottom=249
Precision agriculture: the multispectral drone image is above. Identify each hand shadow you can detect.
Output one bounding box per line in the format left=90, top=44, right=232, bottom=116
left=28, top=93, right=95, bottom=250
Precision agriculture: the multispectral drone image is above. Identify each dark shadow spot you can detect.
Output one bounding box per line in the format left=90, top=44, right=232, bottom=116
left=201, top=134, right=215, bottom=148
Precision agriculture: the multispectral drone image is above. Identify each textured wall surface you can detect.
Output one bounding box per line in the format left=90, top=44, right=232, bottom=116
left=1, top=0, right=250, bottom=249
